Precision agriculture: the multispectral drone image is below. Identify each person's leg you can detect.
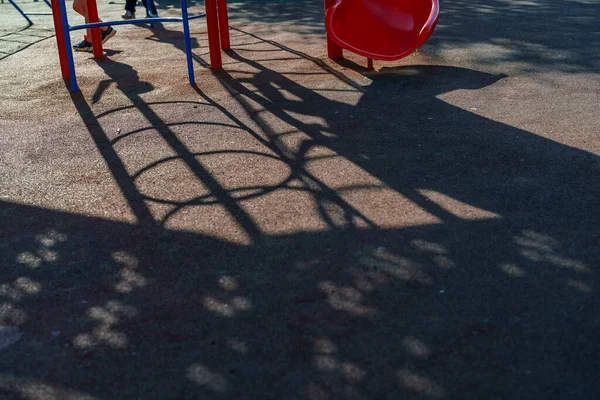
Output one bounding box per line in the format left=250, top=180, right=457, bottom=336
left=73, top=0, right=114, bottom=51
left=146, top=0, right=157, bottom=16
left=72, top=0, right=107, bottom=39
left=123, top=0, right=136, bottom=18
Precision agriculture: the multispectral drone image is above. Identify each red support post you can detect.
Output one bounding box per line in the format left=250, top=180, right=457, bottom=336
left=205, top=0, right=222, bottom=69
left=216, top=0, right=230, bottom=50
left=326, top=37, right=343, bottom=59
left=50, top=0, right=70, bottom=78
left=85, top=0, right=103, bottom=59
left=367, top=58, right=373, bottom=70
left=324, top=0, right=343, bottom=59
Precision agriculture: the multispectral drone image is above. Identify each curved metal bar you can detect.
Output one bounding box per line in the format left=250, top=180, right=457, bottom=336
left=179, top=0, right=195, bottom=84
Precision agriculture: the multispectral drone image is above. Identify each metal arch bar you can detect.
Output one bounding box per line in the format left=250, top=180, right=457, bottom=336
left=68, top=14, right=206, bottom=31
left=179, top=0, right=194, bottom=84
left=23, top=12, right=52, bottom=15
left=56, top=0, right=78, bottom=91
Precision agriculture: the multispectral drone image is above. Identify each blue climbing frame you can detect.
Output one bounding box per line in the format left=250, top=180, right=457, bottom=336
left=53, top=0, right=228, bottom=92
left=7, top=0, right=53, bottom=26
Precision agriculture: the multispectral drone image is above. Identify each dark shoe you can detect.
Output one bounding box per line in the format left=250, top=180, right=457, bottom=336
left=101, top=27, right=116, bottom=44
left=73, top=39, right=92, bottom=52
left=122, top=10, right=135, bottom=19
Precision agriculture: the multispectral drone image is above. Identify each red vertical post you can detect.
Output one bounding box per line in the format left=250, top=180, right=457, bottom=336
left=50, top=0, right=70, bottom=78
left=216, top=0, right=230, bottom=50
left=85, top=0, right=103, bottom=59
left=324, top=0, right=343, bottom=59
left=205, top=0, right=222, bottom=69
left=367, top=58, right=373, bottom=70
left=326, top=39, right=343, bottom=58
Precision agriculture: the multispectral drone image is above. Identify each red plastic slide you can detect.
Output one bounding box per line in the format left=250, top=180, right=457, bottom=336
left=325, top=0, right=440, bottom=61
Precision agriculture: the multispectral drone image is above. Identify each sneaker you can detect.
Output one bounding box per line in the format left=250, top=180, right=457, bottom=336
left=101, top=27, right=116, bottom=44
left=73, top=39, right=92, bottom=52
left=121, top=10, right=135, bottom=19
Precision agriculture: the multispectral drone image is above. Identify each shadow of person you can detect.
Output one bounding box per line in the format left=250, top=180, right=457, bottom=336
left=146, top=23, right=201, bottom=54
left=91, top=55, right=155, bottom=104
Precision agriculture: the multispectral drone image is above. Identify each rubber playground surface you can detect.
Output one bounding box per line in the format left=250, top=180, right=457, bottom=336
left=1, top=0, right=599, bottom=398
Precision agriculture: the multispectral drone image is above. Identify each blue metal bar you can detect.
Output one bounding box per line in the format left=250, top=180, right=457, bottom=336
left=7, top=0, right=34, bottom=25
left=57, top=0, right=78, bottom=92
left=179, top=0, right=195, bottom=84
left=42, top=0, right=52, bottom=8
left=68, top=14, right=206, bottom=31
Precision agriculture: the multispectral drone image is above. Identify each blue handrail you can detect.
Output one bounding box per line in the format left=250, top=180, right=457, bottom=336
left=68, top=14, right=206, bottom=31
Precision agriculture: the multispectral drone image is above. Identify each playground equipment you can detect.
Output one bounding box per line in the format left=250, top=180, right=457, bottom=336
left=7, top=0, right=53, bottom=26
left=51, top=0, right=230, bottom=92
left=50, top=0, right=438, bottom=92
left=324, top=0, right=440, bottom=69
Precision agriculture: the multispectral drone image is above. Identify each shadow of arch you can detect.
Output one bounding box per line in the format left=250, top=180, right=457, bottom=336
left=111, top=121, right=247, bottom=145
left=132, top=149, right=290, bottom=179
left=96, top=100, right=215, bottom=119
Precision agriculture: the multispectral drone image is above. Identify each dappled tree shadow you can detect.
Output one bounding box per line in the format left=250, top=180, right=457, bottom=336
left=427, top=0, right=599, bottom=73
left=139, top=0, right=325, bottom=35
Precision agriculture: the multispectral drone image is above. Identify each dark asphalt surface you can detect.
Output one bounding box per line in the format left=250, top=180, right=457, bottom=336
left=0, top=0, right=599, bottom=399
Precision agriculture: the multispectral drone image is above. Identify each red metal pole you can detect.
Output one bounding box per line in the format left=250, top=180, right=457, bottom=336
left=326, top=37, right=343, bottom=59
left=216, top=0, right=230, bottom=50
left=50, top=0, right=69, bottom=78
left=367, top=58, right=373, bottom=70
left=85, top=0, right=103, bottom=59
left=324, top=0, right=343, bottom=59
left=205, top=0, right=222, bottom=69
